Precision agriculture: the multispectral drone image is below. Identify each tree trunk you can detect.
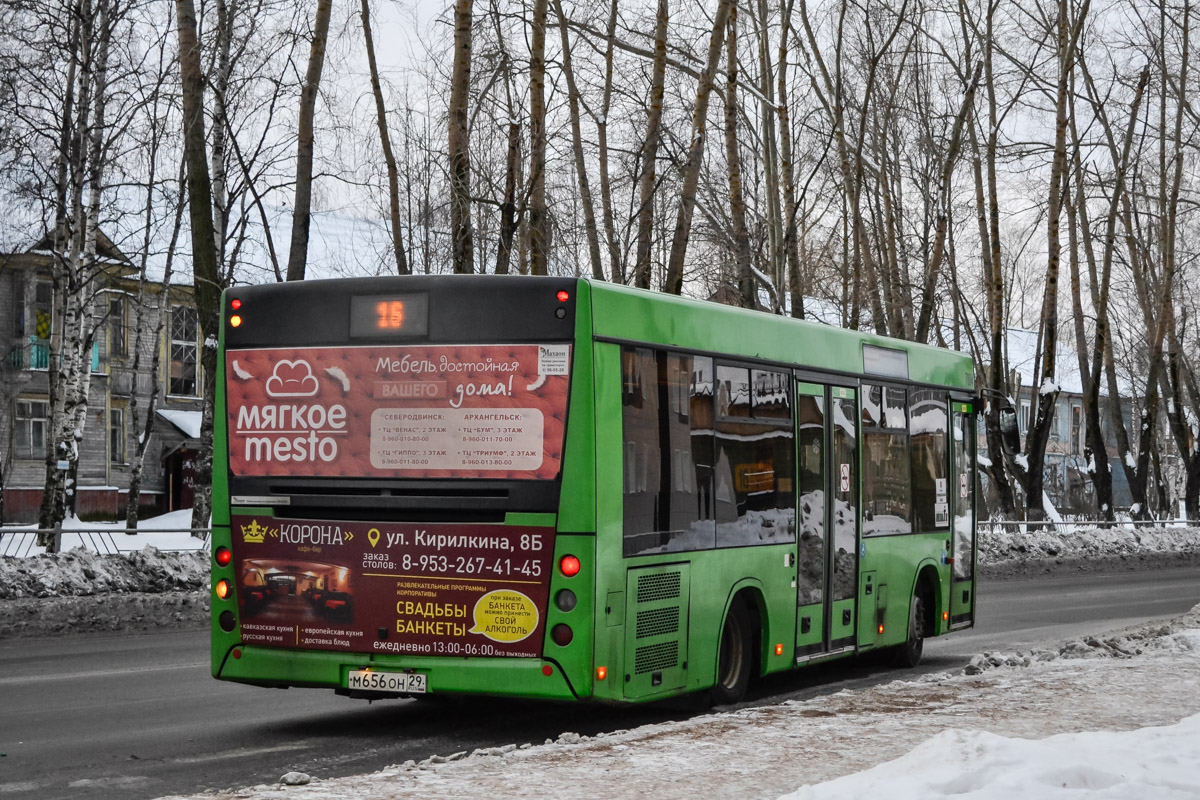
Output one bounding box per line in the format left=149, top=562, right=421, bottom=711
left=553, top=0, right=605, bottom=281
left=777, top=0, right=804, bottom=318
left=528, top=0, right=549, bottom=276
left=662, top=0, right=733, bottom=295
left=597, top=0, right=624, bottom=283
left=360, top=0, right=410, bottom=275
left=914, top=62, right=982, bottom=342
left=449, top=0, right=475, bottom=273
left=285, top=0, right=332, bottom=282
left=632, top=0, right=669, bottom=289
left=724, top=5, right=753, bottom=308
left=176, top=0, right=222, bottom=530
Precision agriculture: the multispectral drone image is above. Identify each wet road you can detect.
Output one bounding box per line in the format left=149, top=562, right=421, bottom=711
left=2, top=565, right=1198, bottom=800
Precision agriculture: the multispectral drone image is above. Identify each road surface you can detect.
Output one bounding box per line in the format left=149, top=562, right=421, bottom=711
left=2, top=566, right=1198, bottom=800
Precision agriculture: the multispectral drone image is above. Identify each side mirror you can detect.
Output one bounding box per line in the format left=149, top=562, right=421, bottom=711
left=998, top=407, right=1020, bottom=455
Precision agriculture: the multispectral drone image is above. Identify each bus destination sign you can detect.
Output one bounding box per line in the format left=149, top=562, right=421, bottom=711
left=231, top=514, right=556, bottom=658
left=224, top=343, right=571, bottom=479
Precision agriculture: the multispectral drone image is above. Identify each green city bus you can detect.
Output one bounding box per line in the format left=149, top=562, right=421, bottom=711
left=210, top=276, right=977, bottom=704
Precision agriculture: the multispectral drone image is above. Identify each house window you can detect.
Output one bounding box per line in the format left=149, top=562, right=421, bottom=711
left=109, top=297, right=127, bottom=357
left=169, top=306, right=198, bottom=396
left=32, top=281, right=53, bottom=339
left=15, top=399, right=49, bottom=458
left=110, top=407, right=126, bottom=464
left=1070, top=405, right=1083, bottom=456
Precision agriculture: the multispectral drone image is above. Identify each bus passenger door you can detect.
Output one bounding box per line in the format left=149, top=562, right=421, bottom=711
left=793, top=383, right=859, bottom=660
left=949, top=401, right=976, bottom=628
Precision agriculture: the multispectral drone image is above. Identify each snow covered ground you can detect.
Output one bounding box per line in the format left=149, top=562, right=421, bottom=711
left=152, top=607, right=1200, bottom=800
left=4, top=519, right=1200, bottom=798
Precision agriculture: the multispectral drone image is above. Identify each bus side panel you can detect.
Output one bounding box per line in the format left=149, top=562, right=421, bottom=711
left=212, top=292, right=235, bottom=676
left=557, top=278, right=596, bottom=535
left=856, top=533, right=950, bottom=650
left=590, top=342, right=627, bottom=702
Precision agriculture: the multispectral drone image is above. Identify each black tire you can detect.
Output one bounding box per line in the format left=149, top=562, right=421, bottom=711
left=891, top=593, right=926, bottom=668
left=710, top=599, right=753, bottom=705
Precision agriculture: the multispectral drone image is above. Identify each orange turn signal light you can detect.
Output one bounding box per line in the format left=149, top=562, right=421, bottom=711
left=230, top=315, right=242, bottom=327
left=877, top=625, right=885, bottom=635
left=215, top=579, right=231, bottom=600
left=943, top=611, right=950, bottom=622
left=775, top=643, right=784, bottom=656
left=596, top=666, right=608, bottom=681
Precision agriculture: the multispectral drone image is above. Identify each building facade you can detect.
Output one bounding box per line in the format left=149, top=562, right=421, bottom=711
left=0, top=241, right=203, bottom=524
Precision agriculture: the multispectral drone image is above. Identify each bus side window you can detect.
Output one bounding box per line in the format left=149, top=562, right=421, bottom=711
left=910, top=388, right=949, bottom=533
left=862, top=384, right=911, bottom=535
left=621, top=347, right=716, bottom=556
left=713, top=366, right=795, bottom=549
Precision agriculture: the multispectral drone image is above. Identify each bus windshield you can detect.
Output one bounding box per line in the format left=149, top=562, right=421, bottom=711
left=225, top=342, right=571, bottom=481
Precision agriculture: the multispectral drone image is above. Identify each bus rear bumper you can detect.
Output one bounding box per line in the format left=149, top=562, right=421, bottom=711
left=215, top=645, right=582, bottom=701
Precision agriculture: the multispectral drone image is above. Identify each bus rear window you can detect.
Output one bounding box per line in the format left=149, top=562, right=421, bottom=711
left=225, top=343, right=570, bottom=480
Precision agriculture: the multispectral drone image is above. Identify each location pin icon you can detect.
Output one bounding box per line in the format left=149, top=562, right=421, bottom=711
left=368, top=528, right=381, bottom=549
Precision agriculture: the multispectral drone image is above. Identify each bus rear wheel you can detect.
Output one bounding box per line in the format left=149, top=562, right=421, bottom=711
left=710, top=599, right=752, bottom=705
left=892, top=594, right=926, bottom=668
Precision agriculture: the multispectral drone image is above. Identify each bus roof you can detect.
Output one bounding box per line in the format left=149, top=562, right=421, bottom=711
left=584, top=279, right=973, bottom=391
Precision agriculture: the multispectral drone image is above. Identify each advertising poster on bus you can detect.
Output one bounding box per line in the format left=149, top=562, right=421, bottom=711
left=224, top=343, right=571, bottom=656
left=224, top=343, right=571, bottom=480
left=231, top=514, right=556, bottom=658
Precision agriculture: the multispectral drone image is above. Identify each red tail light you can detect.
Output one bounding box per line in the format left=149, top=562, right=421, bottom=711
left=215, top=546, right=232, bottom=567
left=559, top=555, right=581, bottom=577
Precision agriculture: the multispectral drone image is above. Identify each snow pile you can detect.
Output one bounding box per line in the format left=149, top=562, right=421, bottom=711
left=0, top=546, right=207, bottom=599
left=0, top=522, right=1195, bottom=604
left=964, top=603, right=1200, bottom=674
left=780, top=714, right=1200, bottom=800
left=978, top=523, right=1200, bottom=566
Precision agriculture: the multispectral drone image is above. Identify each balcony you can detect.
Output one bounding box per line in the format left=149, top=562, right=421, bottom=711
left=6, top=337, right=99, bottom=371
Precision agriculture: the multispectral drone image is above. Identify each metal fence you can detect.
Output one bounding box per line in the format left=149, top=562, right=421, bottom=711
left=979, top=518, right=1196, bottom=535
left=0, top=528, right=212, bottom=557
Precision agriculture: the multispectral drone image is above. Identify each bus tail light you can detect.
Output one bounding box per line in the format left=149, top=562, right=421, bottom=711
left=215, top=579, right=232, bottom=600
left=231, top=298, right=242, bottom=310
left=555, top=589, right=577, bottom=612
left=230, top=315, right=242, bottom=327
left=556, top=290, right=570, bottom=302
left=215, top=546, right=232, bottom=567
left=559, top=555, right=581, bottom=577
left=551, top=624, right=573, bottom=646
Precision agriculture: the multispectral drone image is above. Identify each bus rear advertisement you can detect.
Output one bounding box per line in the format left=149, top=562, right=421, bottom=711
left=211, top=276, right=978, bottom=705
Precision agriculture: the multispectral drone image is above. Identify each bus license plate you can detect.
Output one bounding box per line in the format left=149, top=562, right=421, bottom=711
left=347, top=669, right=427, bottom=694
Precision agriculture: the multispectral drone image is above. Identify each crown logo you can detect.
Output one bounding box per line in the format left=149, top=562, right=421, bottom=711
left=241, top=519, right=277, bottom=544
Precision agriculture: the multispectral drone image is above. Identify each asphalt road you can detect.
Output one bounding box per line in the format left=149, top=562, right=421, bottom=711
left=2, top=565, right=1198, bottom=800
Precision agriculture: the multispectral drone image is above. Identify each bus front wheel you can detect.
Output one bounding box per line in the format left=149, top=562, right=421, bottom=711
left=892, top=594, right=926, bottom=668
left=710, top=599, right=752, bottom=705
